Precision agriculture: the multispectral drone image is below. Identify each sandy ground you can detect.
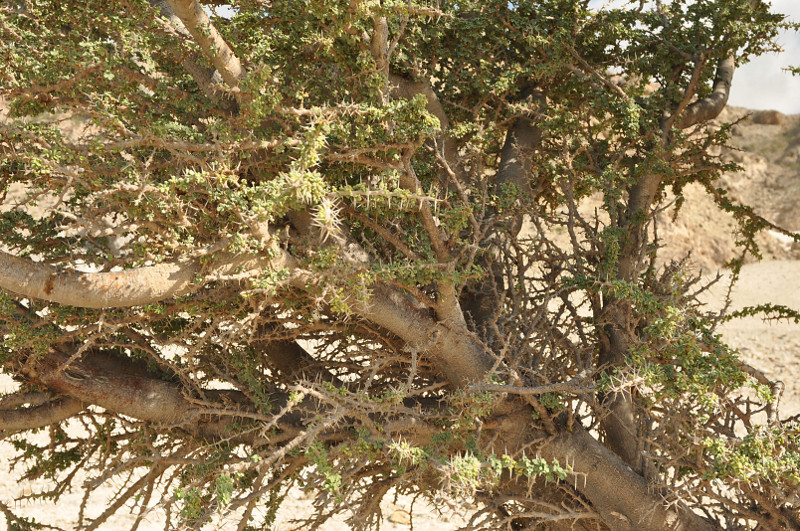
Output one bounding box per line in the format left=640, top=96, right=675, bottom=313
left=0, top=412, right=474, bottom=531
left=701, top=261, right=800, bottom=418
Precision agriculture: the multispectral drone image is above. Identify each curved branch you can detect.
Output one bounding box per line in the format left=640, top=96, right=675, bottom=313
left=0, top=248, right=298, bottom=309
left=291, top=210, right=492, bottom=387
left=363, top=285, right=494, bottom=387
left=675, top=54, right=735, bottom=129
left=671, top=3, right=759, bottom=130
left=599, top=43, right=739, bottom=476
left=165, top=0, right=244, bottom=88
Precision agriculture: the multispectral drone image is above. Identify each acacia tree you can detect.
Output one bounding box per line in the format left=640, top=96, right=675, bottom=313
left=1, top=0, right=798, bottom=529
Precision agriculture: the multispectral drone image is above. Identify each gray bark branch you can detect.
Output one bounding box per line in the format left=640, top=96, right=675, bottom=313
left=148, top=0, right=238, bottom=111
left=676, top=55, right=735, bottom=129
left=0, top=248, right=298, bottom=308
left=165, top=0, right=244, bottom=88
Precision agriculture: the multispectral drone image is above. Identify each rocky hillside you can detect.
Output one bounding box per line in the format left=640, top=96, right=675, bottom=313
left=656, top=106, right=800, bottom=271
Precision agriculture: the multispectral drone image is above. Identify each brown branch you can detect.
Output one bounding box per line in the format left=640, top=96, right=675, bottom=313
left=363, top=284, right=493, bottom=387
left=15, top=340, right=715, bottom=531
left=18, top=347, right=301, bottom=442
left=147, top=0, right=237, bottom=110
left=0, top=391, right=51, bottom=409
left=255, top=336, right=344, bottom=386
left=538, top=424, right=718, bottom=531
left=0, top=397, right=85, bottom=433
left=291, top=208, right=488, bottom=385
left=471, top=381, right=594, bottom=397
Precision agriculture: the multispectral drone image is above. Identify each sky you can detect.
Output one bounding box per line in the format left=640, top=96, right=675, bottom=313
left=727, top=0, right=800, bottom=113
left=588, top=0, right=800, bottom=114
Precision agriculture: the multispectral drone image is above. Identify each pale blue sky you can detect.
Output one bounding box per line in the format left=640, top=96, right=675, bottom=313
left=727, top=0, right=800, bottom=113
left=588, top=0, right=800, bottom=113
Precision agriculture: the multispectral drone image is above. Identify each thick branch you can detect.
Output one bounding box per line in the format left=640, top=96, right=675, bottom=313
left=461, top=87, right=543, bottom=334
left=17, top=345, right=710, bottom=530
left=165, top=0, right=244, bottom=88
left=492, top=87, right=544, bottom=217
left=675, top=55, right=735, bottom=129
left=601, top=50, right=738, bottom=472
left=389, top=74, right=451, bottom=131
left=389, top=73, right=459, bottom=169
left=0, top=248, right=297, bottom=309
left=148, top=0, right=237, bottom=111
left=19, top=348, right=298, bottom=441
left=371, top=17, right=390, bottom=88
left=0, top=397, right=85, bottom=433
left=363, top=285, right=493, bottom=387
left=539, top=425, right=717, bottom=531
left=291, top=211, right=491, bottom=387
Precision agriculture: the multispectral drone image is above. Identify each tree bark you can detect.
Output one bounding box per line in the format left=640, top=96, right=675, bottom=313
left=147, top=0, right=238, bottom=112
left=0, top=397, right=85, bottom=432
left=598, top=51, right=737, bottom=470
left=539, top=424, right=717, bottom=531
left=0, top=248, right=297, bottom=309
left=165, top=0, right=244, bottom=88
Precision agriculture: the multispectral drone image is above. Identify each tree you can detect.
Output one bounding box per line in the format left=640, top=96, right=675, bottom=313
left=0, top=0, right=798, bottom=529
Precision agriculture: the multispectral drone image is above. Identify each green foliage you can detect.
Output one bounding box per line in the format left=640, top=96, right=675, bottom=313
left=174, top=487, right=206, bottom=523
left=722, top=303, right=800, bottom=324
left=305, top=441, right=343, bottom=499
left=704, top=424, right=800, bottom=484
